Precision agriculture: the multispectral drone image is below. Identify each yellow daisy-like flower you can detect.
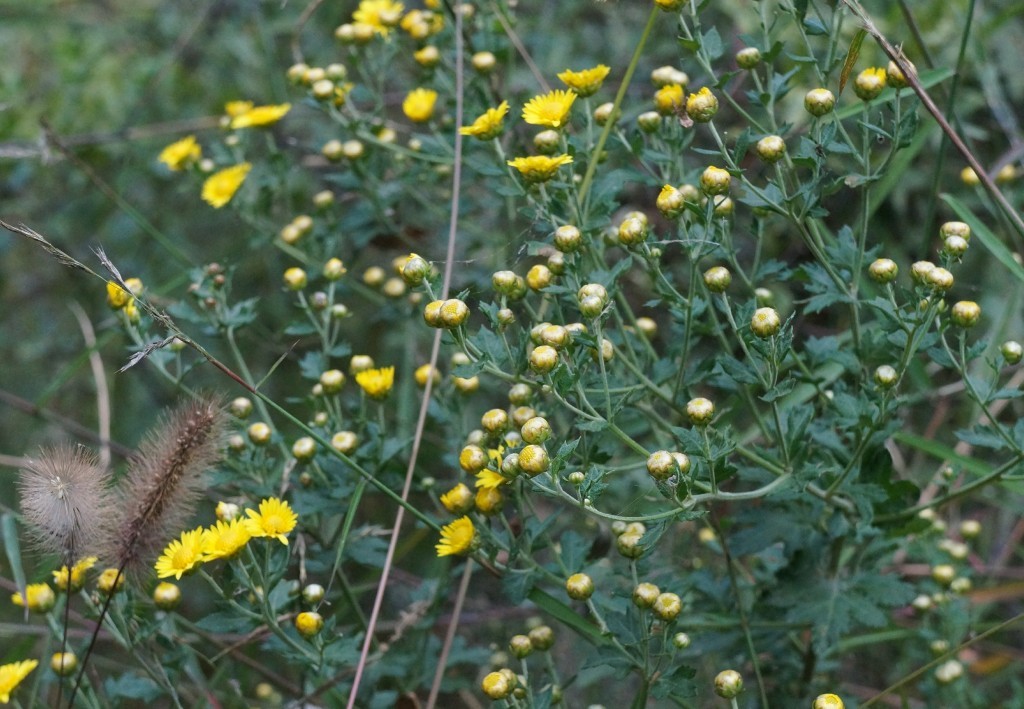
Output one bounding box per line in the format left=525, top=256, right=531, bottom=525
left=245, top=497, right=298, bottom=545
left=403, top=88, right=438, bottom=123
left=353, top=0, right=405, bottom=35
left=11, top=583, right=55, bottom=613
left=106, top=280, right=130, bottom=309
left=507, top=154, right=573, bottom=183
left=522, top=89, right=576, bottom=129
left=355, top=366, right=396, bottom=400
left=224, top=100, right=254, bottom=118
left=53, top=556, right=98, bottom=593
left=557, top=65, right=611, bottom=97
left=475, top=468, right=508, bottom=490
left=654, top=84, right=684, bottom=115
left=460, top=101, right=509, bottom=140
left=203, top=517, right=252, bottom=560
left=155, top=528, right=207, bottom=580
left=201, top=162, right=251, bottom=208
left=435, top=516, right=475, bottom=557
left=230, top=103, right=291, bottom=129
left=158, top=135, right=201, bottom=171
left=0, top=660, right=38, bottom=704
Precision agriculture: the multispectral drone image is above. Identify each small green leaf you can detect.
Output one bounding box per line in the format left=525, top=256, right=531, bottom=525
left=839, top=29, right=867, bottom=96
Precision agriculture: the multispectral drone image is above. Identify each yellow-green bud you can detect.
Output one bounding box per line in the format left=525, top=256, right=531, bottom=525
left=527, top=264, right=553, bottom=291
left=910, top=260, right=936, bottom=285
left=509, top=635, right=533, bottom=659
left=951, top=301, right=980, bottom=327
left=700, top=165, right=731, bottom=196
left=521, top=417, right=552, bottom=444
left=283, top=267, right=308, bottom=291
left=248, top=422, right=272, bottom=445
left=886, top=59, right=915, bottom=89
left=437, top=299, right=468, bottom=328
left=686, top=397, right=715, bottom=425
left=943, top=236, right=969, bottom=259
left=633, top=582, right=661, bottom=608
left=853, top=67, right=887, bottom=101
left=874, top=364, right=898, bottom=388
left=565, top=573, right=594, bottom=600
left=530, top=345, right=559, bottom=374
left=637, top=110, right=663, bottom=133
left=230, top=397, right=253, bottom=419
left=736, top=47, right=762, bottom=70
left=652, top=592, right=682, bottom=621
left=685, top=87, right=718, bottom=122
left=292, top=437, right=316, bottom=461
left=331, top=431, right=358, bottom=454
left=51, top=652, right=78, bottom=677
left=323, top=257, right=347, bottom=281
left=342, top=139, right=365, bottom=160
left=593, top=102, right=615, bottom=126
left=750, top=307, right=781, bottom=338
left=804, top=88, right=836, bottom=117
left=554, top=225, right=583, bottom=252
left=533, top=129, right=561, bottom=154
left=320, top=369, right=345, bottom=393
left=960, top=519, right=982, bottom=539
left=813, top=694, right=846, bottom=709
left=481, top=671, right=513, bottom=700
left=673, top=632, right=691, bottom=649
left=481, top=409, right=509, bottom=434
left=714, top=669, right=744, bottom=698
left=926, top=267, right=954, bottom=291
left=295, top=611, right=324, bottom=638
left=518, top=444, right=550, bottom=476
left=618, top=216, right=648, bottom=246
left=756, top=135, right=786, bottom=163
left=703, top=266, right=732, bottom=293
left=471, top=51, right=496, bottom=74
left=528, top=625, right=555, bottom=651
left=153, top=581, right=181, bottom=610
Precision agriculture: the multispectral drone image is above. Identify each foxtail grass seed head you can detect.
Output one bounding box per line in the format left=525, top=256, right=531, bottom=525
left=18, top=445, right=112, bottom=562
left=109, top=397, right=225, bottom=578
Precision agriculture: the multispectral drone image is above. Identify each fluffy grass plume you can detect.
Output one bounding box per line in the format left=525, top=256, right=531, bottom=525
left=18, top=445, right=111, bottom=561
left=107, top=396, right=225, bottom=577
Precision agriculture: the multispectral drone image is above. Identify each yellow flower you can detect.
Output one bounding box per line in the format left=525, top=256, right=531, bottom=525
left=245, top=497, right=298, bottom=545
left=0, top=660, right=38, bottom=704
left=355, top=366, right=395, bottom=399
left=654, top=84, right=684, bottom=115
left=96, top=567, right=125, bottom=595
left=475, top=468, right=508, bottom=490
left=507, top=154, right=573, bottom=183
left=230, top=103, right=291, bottom=129
left=403, top=88, right=438, bottom=123
left=11, top=583, right=55, bottom=613
left=106, top=280, right=130, bottom=309
left=353, top=0, right=404, bottom=35
left=202, top=163, right=251, bottom=208
left=155, top=528, right=207, bottom=580
left=52, top=556, right=98, bottom=593
left=685, top=86, right=719, bottom=122
left=522, top=89, right=576, bottom=129
left=460, top=101, right=509, bottom=140
left=557, top=65, right=611, bottom=97
left=224, top=100, right=254, bottom=118
left=203, top=517, right=252, bottom=560
left=439, top=483, right=474, bottom=514
left=158, top=135, right=201, bottom=171
left=436, top=516, right=475, bottom=557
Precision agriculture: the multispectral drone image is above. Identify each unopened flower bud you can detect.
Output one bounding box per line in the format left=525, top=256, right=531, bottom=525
left=853, top=67, right=886, bottom=101
left=736, top=47, right=761, bottom=69
left=565, top=573, right=594, bottom=600
left=686, top=397, right=714, bottom=425
left=554, top=225, right=583, bottom=252
left=804, top=88, right=835, bottom=117
left=703, top=266, right=732, bottom=293
left=874, top=364, right=898, bottom=388
left=750, top=307, right=781, bottom=338
left=714, top=670, right=744, bottom=699
left=951, top=301, right=980, bottom=327
left=756, top=135, right=786, bottom=163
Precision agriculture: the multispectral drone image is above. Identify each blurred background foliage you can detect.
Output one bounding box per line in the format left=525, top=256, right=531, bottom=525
left=2, top=0, right=1024, bottom=703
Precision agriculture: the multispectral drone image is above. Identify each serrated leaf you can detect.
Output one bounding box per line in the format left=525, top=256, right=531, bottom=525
left=559, top=530, right=590, bottom=573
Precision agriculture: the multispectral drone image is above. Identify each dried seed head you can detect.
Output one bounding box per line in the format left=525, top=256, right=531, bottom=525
left=107, top=397, right=225, bottom=579
left=19, top=445, right=112, bottom=560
